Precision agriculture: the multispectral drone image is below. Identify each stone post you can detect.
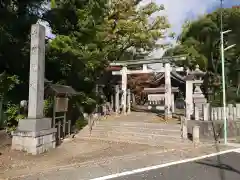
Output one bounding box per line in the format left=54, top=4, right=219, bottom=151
left=121, top=66, right=127, bottom=114
left=181, top=116, right=188, bottom=140
left=203, top=103, right=210, bottom=121
left=226, top=107, right=229, bottom=120
left=11, top=24, right=56, bottom=155
left=233, top=107, right=237, bottom=121
left=110, top=94, right=114, bottom=113
left=228, top=104, right=233, bottom=120
left=217, top=107, right=222, bottom=120
left=164, top=63, right=172, bottom=118
left=171, top=94, right=175, bottom=113
left=213, top=108, right=218, bottom=121
left=193, top=125, right=200, bottom=144
left=115, top=85, right=120, bottom=115
left=127, top=89, right=131, bottom=114
left=236, top=104, right=240, bottom=118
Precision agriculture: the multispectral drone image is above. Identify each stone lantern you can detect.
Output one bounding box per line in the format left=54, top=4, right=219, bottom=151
left=192, top=65, right=207, bottom=115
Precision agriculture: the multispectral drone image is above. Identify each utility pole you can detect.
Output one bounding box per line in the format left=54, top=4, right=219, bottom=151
left=220, top=0, right=236, bottom=144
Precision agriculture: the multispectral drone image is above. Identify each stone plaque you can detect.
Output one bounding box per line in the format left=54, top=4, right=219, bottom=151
left=55, top=97, right=68, bottom=112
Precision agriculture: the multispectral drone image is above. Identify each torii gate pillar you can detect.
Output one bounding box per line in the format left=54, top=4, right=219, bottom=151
left=165, top=63, right=172, bottom=119
left=121, top=66, right=127, bottom=114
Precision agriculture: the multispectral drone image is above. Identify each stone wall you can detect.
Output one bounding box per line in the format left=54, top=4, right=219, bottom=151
left=187, top=120, right=240, bottom=141
left=197, top=103, right=240, bottom=121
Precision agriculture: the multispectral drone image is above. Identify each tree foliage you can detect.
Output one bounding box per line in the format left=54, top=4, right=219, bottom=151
left=44, top=0, right=170, bottom=109
left=0, top=0, right=171, bottom=128
left=128, top=74, right=155, bottom=105
left=0, top=0, right=46, bottom=101
left=164, top=6, right=240, bottom=103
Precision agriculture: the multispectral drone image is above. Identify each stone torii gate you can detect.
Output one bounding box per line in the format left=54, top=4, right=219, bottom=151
left=110, top=56, right=185, bottom=118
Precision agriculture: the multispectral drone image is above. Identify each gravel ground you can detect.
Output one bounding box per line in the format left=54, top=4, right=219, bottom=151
left=6, top=144, right=236, bottom=180
left=0, top=138, right=160, bottom=179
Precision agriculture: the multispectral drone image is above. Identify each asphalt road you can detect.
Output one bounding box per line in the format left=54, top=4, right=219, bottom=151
left=111, top=152, right=240, bottom=180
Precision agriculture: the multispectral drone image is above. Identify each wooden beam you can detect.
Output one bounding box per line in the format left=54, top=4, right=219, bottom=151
left=112, top=67, right=184, bottom=75
left=110, top=55, right=187, bottom=66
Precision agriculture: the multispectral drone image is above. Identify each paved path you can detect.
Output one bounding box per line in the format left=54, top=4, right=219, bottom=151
left=107, top=152, right=240, bottom=180
left=9, top=145, right=239, bottom=180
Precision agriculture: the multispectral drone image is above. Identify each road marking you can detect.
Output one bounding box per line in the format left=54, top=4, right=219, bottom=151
left=89, top=148, right=240, bottom=180
left=234, top=149, right=240, bottom=153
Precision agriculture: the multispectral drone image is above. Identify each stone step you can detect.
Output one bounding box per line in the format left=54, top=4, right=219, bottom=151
left=93, top=124, right=181, bottom=130
left=89, top=128, right=181, bottom=137
left=77, top=135, right=192, bottom=147
left=82, top=130, right=182, bottom=141
left=95, top=121, right=181, bottom=129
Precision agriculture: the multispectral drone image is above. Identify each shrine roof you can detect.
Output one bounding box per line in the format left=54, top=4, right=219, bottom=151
left=153, top=71, right=185, bottom=84
left=143, top=87, right=179, bottom=93
left=45, top=84, right=78, bottom=96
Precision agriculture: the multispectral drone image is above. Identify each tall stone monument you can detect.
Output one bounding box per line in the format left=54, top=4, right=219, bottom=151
left=11, top=24, right=57, bottom=155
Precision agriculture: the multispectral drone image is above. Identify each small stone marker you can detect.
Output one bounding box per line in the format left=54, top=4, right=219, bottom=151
left=181, top=117, right=188, bottom=140
left=193, top=125, right=200, bottom=144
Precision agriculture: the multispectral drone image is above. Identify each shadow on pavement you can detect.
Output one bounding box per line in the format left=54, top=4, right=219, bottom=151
left=195, top=152, right=240, bottom=180
left=196, top=159, right=240, bottom=175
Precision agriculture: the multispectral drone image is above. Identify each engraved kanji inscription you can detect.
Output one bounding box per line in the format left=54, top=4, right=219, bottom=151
left=30, top=64, right=38, bottom=72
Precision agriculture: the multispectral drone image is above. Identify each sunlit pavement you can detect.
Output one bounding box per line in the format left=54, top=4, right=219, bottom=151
left=108, top=152, right=240, bottom=180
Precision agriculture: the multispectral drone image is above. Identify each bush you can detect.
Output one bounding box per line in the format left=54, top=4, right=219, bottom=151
left=4, top=103, right=25, bottom=133
left=75, top=116, right=88, bottom=130
left=44, top=97, right=53, bottom=117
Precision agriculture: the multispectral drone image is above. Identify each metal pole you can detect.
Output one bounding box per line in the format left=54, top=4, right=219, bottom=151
left=220, top=0, right=227, bottom=144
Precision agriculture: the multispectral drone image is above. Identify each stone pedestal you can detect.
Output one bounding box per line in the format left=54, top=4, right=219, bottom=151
left=12, top=118, right=56, bottom=155
left=193, top=97, right=207, bottom=115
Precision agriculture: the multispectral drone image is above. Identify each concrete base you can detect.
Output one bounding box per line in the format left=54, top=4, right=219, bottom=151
left=11, top=118, right=57, bottom=155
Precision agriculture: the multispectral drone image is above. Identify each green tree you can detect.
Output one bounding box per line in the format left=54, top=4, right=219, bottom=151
left=0, top=0, right=47, bottom=128
left=44, top=0, right=171, bottom=111
left=0, top=0, right=46, bottom=102
left=165, top=6, right=240, bottom=102
left=101, top=0, right=171, bottom=60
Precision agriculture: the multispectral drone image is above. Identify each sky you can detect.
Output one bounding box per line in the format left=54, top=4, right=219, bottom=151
left=40, top=0, right=240, bottom=56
